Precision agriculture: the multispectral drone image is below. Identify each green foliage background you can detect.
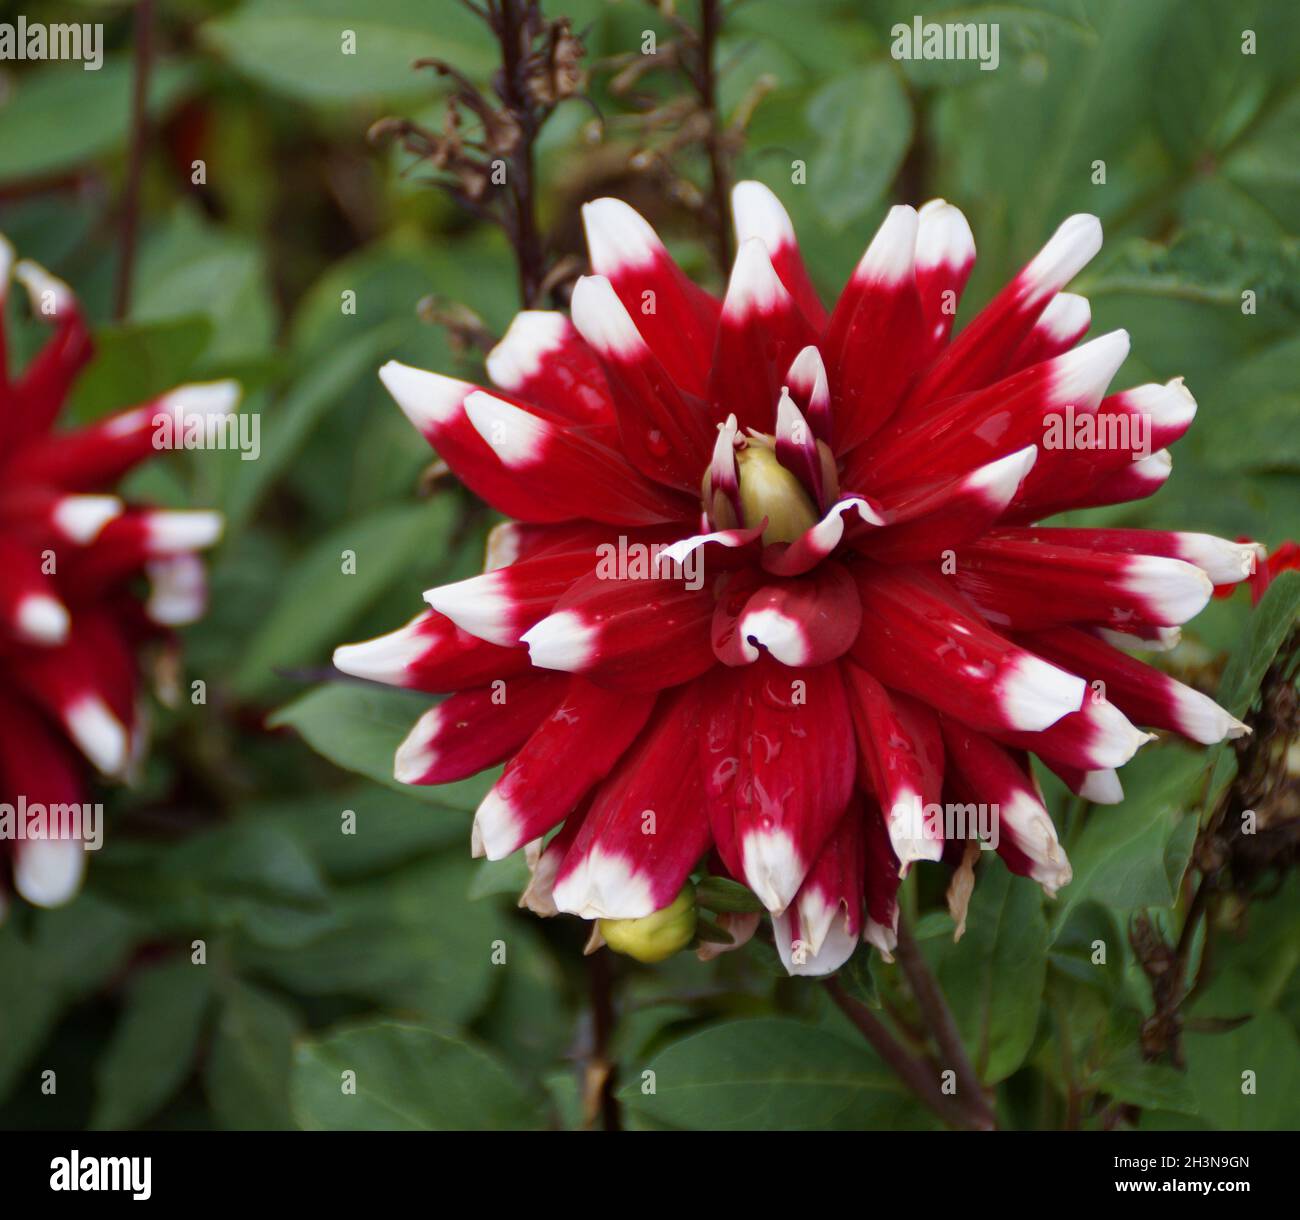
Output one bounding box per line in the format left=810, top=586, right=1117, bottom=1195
left=0, top=0, right=1297, bottom=1132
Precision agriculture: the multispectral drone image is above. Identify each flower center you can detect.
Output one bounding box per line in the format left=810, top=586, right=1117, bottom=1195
left=735, top=442, right=819, bottom=546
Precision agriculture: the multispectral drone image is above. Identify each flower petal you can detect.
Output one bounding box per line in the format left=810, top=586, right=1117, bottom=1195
left=904, top=213, right=1102, bottom=409
left=851, top=563, right=1086, bottom=734
left=941, top=722, right=1072, bottom=897
left=824, top=205, right=926, bottom=449
left=844, top=665, right=946, bottom=869
left=570, top=274, right=716, bottom=489
left=392, top=673, right=562, bottom=785
left=708, top=238, right=817, bottom=433
left=700, top=660, right=856, bottom=913
left=334, top=608, right=532, bottom=691
left=552, top=685, right=711, bottom=919
left=472, top=679, right=657, bottom=860
left=731, top=180, right=827, bottom=329
left=485, top=310, right=616, bottom=432
left=521, top=569, right=716, bottom=692
left=581, top=197, right=719, bottom=395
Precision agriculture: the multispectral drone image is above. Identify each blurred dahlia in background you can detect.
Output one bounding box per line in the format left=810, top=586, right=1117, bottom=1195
left=335, top=183, right=1264, bottom=975
left=0, top=238, right=231, bottom=915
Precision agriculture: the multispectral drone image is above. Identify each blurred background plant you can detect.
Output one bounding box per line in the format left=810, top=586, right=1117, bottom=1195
left=0, top=0, right=1297, bottom=1132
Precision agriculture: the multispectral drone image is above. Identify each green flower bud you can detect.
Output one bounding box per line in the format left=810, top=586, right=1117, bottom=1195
left=599, top=884, right=697, bottom=963
left=735, top=443, right=819, bottom=545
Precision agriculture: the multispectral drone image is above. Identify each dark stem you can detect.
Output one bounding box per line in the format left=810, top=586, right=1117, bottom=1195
left=696, top=0, right=732, bottom=277
left=895, top=916, right=998, bottom=1129
left=823, top=978, right=991, bottom=1131
left=586, top=945, right=622, bottom=1131
left=115, top=0, right=155, bottom=320
left=495, top=0, right=547, bottom=307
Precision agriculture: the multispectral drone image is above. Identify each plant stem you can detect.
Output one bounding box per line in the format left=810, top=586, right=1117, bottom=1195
left=696, top=0, right=732, bottom=277
left=114, top=0, right=155, bottom=320
left=586, top=947, right=622, bottom=1131
left=494, top=0, right=547, bottom=307
left=823, top=978, right=991, bottom=1131
left=895, top=915, right=998, bottom=1129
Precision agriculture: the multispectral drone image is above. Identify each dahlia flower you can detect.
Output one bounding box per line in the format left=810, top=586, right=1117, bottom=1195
left=334, top=183, right=1261, bottom=975
left=0, top=237, right=231, bottom=915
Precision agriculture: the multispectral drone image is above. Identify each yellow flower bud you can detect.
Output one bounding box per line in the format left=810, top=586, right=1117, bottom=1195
left=599, top=884, right=697, bottom=963
left=735, top=443, right=819, bottom=545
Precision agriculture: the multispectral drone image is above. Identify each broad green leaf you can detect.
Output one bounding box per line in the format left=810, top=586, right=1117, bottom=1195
left=0, top=925, right=64, bottom=1104
left=201, top=0, right=494, bottom=105
left=620, top=1018, right=927, bottom=1130
left=1216, top=570, right=1300, bottom=718
left=91, top=959, right=214, bottom=1129
left=806, top=64, right=912, bottom=229
left=1206, top=571, right=1300, bottom=805
left=219, top=323, right=406, bottom=535
left=132, top=208, right=276, bottom=365
left=66, top=318, right=214, bottom=424
left=236, top=852, right=508, bottom=1027
left=270, top=682, right=495, bottom=809
left=935, top=867, right=1048, bottom=1082
left=0, top=57, right=194, bottom=183
left=205, top=981, right=299, bottom=1130
left=231, top=497, right=454, bottom=697
left=1183, top=973, right=1300, bottom=1129
left=251, top=786, right=463, bottom=880
left=92, top=822, right=335, bottom=950
left=1048, top=901, right=1127, bottom=996
left=1051, top=747, right=1206, bottom=935
left=1091, top=1046, right=1199, bottom=1116
left=291, top=1023, right=541, bottom=1130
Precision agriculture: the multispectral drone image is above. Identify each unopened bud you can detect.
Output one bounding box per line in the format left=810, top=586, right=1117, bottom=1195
left=599, top=884, right=696, bottom=963
left=736, top=442, right=818, bottom=545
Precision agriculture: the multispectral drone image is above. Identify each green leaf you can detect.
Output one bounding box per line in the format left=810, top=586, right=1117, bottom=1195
left=251, top=786, right=463, bottom=880
left=1216, top=570, right=1300, bottom=718
left=806, top=64, right=913, bottom=229
left=696, top=875, right=764, bottom=914
left=1051, top=747, right=1206, bottom=935
left=93, top=822, right=335, bottom=949
left=1206, top=571, right=1300, bottom=805
left=620, top=1018, right=926, bottom=1130
left=237, top=853, right=509, bottom=1027
left=0, top=925, right=64, bottom=1104
left=1183, top=973, right=1300, bottom=1129
left=1091, top=1047, right=1199, bottom=1115
left=201, top=0, right=495, bottom=105
left=232, top=497, right=454, bottom=698
left=205, top=981, right=299, bottom=1130
left=291, top=1022, right=542, bottom=1130
left=934, top=867, right=1048, bottom=1083
left=66, top=318, right=214, bottom=424
left=131, top=208, right=276, bottom=365
left=270, top=682, right=495, bottom=809
left=0, top=57, right=194, bottom=183
left=219, top=323, right=405, bottom=535
left=91, top=959, right=214, bottom=1129
left=838, top=945, right=882, bottom=1009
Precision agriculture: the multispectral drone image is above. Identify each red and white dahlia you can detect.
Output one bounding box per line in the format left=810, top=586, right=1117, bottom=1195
left=335, top=184, right=1261, bottom=974
left=0, top=238, right=230, bottom=914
